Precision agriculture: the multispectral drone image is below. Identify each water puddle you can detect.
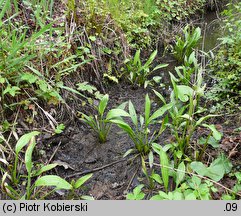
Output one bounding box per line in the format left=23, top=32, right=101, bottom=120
left=200, top=11, right=223, bottom=52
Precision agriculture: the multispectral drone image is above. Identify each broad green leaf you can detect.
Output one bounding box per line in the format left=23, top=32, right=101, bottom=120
left=190, top=162, right=207, bottom=177
left=207, top=136, right=219, bottom=148
left=3, top=85, right=20, bottom=97
left=150, top=191, right=169, bottom=200
left=129, top=101, right=138, bottom=126
left=148, top=103, right=173, bottom=124
left=172, top=191, right=184, bottom=200
left=158, top=191, right=169, bottom=199
left=106, top=109, right=130, bottom=120
left=151, top=173, right=163, bottom=185
left=0, top=77, right=5, bottom=84
left=20, top=73, right=38, bottom=84
left=190, top=161, right=225, bottom=182
left=184, top=190, right=197, bottom=200
left=35, top=164, right=58, bottom=176
left=176, top=162, right=185, bottom=188
left=15, top=131, right=40, bottom=154
left=235, top=172, right=241, bottom=182
left=202, top=124, right=222, bottom=141
left=210, top=154, right=232, bottom=174
left=150, top=195, right=164, bottom=200
left=98, top=94, right=109, bottom=116
left=74, top=173, right=93, bottom=189
left=25, top=138, right=36, bottom=174
left=126, top=184, right=145, bottom=200
left=189, top=176, right=202, bottom=188
left=35, top=175, right=72, bottom=190
left=145, top=94, right=151, bottom=125
left=176, top=85, right=194, bottom=102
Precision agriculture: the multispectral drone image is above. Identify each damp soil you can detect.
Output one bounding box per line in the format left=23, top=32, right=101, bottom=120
left=1, top=6, right=239, bottom=200
left=40, top=79, right=241, bottom=200
left=39, top=9, right=241, bottom=200
left=42, top=84, right=170, bottom=200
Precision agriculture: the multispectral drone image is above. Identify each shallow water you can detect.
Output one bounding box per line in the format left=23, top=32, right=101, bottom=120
left=201, top=11, right=223, bottom=52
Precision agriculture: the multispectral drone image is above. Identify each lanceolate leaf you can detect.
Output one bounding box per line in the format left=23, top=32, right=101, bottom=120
left=98, top=94, right=109, bottom=116
left=195, top=114, right=218, bottom=127
left=148, top=103, right=173, bottom=124
left=144, top=50, right=157, bottom=67
left=123, top=149, right=135, bottom=158
left=15, top=131, right=40, bottom=154
left=106, top=109, right=130, bottom=120
left=74, top=173, right=93, bottom=189
left=35, top=175, right=72, bottom=190
left=145, top=94, right=151, bottom=125
left=25, top=137, right=36, bottom=174
left=159, top=147, right=169, bottom=192
left=148, top=151, right=154, bottom=168
left=153, top=89, right=166, bottom=104
left=109, top=119, right=134, bottom=137
left=129, top=101, right=138, bottom=126
left=176, top=162, right=186, bottom=188
left=35, top=164, right=58, bottom=176
left=153, top=63, right=169, bottom=71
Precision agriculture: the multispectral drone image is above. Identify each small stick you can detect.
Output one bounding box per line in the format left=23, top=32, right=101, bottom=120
left=66, top=158, right=127, bottom=178
left=126, top=168, right=139, bottom=192
left=48, top=141, right=62, bottom=164
left=66, top=155, right=138, bottom=179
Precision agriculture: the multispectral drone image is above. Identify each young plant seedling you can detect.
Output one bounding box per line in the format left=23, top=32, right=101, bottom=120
left=124, top=50, right=168, bottom=87
left=80, top=94, right=129, bottom=143
left=108, top=94, right=173, bottom=156
left=80, top=94, right=111, bottom=143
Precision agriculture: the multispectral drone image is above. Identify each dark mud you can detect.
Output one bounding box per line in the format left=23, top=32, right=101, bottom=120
left=43, top=85, right=149, bottom=199
left=40, top=78, right=240, bottom=200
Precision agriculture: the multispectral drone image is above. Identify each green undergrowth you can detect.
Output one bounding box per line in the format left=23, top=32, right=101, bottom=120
left=0, top=0, right=240, bottom=200
left=206, top=1, right=241, bottom=113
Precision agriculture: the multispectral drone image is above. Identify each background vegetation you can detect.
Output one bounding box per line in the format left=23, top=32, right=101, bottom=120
left=0, top=0, right=240, bottom=200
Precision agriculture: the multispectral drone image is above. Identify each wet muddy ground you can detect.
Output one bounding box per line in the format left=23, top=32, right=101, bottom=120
left=40, top=10, right=241, bottom=199
left=40, top=79, right=240, bottom=200
left=1, top=6, right=240, bottom=200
